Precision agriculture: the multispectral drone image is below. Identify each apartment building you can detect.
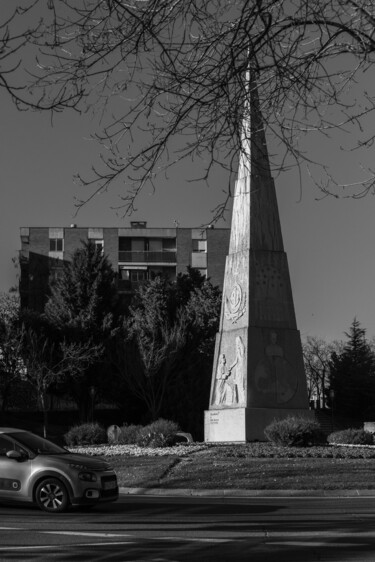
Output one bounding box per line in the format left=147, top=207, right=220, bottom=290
left=19, top=222, right=230, bottom=310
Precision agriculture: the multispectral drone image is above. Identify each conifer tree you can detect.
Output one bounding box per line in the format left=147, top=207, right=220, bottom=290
left=329, top=318, right=375, bottom=418
left=45, top=241, right=117, bottom=336
left=44, top=241, right=118, bottom=420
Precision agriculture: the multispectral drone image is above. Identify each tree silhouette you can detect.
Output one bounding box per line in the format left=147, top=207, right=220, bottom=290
left=114, top=269, right=221, bottom=435
left=0, top=293, right=24, bottom=412
left=44, top=241, right=118, bottom=419
left=329, top=318, right=375, bottom=419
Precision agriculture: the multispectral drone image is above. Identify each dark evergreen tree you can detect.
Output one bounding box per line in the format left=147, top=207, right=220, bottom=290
left=329, top=318, right=375, bottom=419
left=44, top=241, right=119, bottom=420
left=45, top=241, right=118, bottom=335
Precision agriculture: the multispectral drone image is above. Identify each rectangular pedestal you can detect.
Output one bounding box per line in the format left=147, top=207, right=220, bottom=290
left=205, top=407, right=314, bottom=442
left=204, top=408, right=246, bottom=442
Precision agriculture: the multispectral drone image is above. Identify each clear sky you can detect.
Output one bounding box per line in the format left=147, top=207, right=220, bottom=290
left=1, top=80, right=375, bottom=344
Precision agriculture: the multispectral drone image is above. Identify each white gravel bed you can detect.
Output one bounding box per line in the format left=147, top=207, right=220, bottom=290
left=68, top=443, right=207, bottom=457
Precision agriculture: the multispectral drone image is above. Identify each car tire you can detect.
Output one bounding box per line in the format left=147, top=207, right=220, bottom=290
left=35, top=477, right=70, bottom=513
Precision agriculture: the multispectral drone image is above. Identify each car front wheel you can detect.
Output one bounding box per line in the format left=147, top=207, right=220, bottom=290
left=35, top=478, right=70, bottom=513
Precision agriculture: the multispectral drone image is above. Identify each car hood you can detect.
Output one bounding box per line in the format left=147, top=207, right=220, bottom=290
left=40, top=453, right=113, bottom=471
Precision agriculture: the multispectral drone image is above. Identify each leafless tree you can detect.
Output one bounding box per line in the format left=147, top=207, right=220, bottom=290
left=2, top=1, right=375, bottom=215
left=21, top=328, right=102, bottom=437
left=302, top=335, right=343, bottom=408
left=116, top=313, right=189, bottom=421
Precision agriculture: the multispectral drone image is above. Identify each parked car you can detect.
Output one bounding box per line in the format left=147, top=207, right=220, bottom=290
left=0, top=428, right=118, bottom=513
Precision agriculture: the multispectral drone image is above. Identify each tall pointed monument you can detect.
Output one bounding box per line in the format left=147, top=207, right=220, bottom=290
left=204, top=81, right=311, bottom=442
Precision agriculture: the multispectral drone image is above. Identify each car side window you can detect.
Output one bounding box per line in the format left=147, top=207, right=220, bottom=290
left=13, top=442, right=29, bottom=457
left=0, top=436, right=13, bottom=457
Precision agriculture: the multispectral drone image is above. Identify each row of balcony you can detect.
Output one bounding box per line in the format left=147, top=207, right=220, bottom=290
left=118, top=251, right=177, bottom=263
left=20, top=250, right=177, bottom=264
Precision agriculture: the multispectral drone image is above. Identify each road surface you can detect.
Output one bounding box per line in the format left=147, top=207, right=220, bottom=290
left=0, top=495, right=375, bottom=560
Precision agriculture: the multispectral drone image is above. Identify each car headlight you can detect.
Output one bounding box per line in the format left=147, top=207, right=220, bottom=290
left=78, top=471, right=97, bottom=482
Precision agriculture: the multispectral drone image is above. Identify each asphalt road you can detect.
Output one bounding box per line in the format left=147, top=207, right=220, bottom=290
left=1, top=495, right=375, bottom=561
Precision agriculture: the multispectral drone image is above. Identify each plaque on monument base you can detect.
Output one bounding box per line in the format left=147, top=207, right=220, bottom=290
left=204, top=408, right=246, bottom=443
left=205, top=407, right=314, bottom=442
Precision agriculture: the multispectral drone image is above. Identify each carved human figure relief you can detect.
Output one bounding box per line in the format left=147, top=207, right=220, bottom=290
left=213, top=354, right=229, bottom=405
left=254, top=331, right=298, bottom=404
left=228, top=336, right=246, bottom=405
left=212, top=337, right=246, bottom=406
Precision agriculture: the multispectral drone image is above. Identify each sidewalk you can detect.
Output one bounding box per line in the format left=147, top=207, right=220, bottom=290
left=119, top=487, right=375, bottom=498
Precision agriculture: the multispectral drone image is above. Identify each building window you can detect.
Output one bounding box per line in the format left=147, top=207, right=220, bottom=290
left=49, top=238, right=64, bottom=252
left=192, top=239, right=207, bottom=252
left=49, top=265, right=64, bottom=284
left=130, top=221, right=147, bottom=228
left=94, top=239, right=104, bottom=254
left=191, top=251, right=207, bottom=268
left=162, top=238, right=176, bottom=252
left=118, top=237, right=176, bottom=263
left=130, top=269, right=148, bottom=282
left=119, top=267, right=148, bottom=283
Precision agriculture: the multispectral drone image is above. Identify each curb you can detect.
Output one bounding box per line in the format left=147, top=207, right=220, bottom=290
left=119, top=487, right=375, bottom=498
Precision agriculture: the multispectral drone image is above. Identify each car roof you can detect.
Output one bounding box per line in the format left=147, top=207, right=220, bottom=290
left=0, top=428, right=29, bottom=434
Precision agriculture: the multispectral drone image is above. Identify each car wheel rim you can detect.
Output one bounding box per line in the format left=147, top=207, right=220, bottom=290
left=39, top=483, right=64, bottom=510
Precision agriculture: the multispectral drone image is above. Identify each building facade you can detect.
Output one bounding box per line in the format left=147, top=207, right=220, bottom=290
left=19, top=222, right=230, bottom=311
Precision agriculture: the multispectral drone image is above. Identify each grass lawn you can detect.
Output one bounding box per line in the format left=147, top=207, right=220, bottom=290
left=95, top=444, right=375, bottom=491
left=110, top=455, right=181, bottom=488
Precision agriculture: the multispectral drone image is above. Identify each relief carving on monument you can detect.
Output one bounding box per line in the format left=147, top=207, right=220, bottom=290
left=225, top=282, right=247, bottom=324
left=255, top=259, right=285, bottom=298
left=254, top=331, right=298, bottom=404
left=212, top=336, right=246, bottom=406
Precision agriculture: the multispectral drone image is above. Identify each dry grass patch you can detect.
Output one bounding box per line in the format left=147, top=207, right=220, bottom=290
left=101, top=444, right=375, bottom=490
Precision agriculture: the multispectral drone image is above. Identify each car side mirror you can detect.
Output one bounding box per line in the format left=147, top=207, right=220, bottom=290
left=6, top=450, right=25, bottom=461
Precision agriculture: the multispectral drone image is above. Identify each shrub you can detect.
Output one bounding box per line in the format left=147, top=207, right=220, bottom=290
left=118, top=424, right=143, bottom=445
left=135, top=418, right=180, bottom=448
left=264, top=416, right=326, bottom=447
left=328, top=428, right=374, bottom=446
left=64, top=422, right=107, bottom=447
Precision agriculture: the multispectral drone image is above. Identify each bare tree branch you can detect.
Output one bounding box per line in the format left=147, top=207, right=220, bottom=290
left=2, top=0, right=375, bottom=215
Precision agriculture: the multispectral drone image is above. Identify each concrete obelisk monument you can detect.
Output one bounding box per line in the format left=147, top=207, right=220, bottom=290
left=204, top=82, right=311, bottom=442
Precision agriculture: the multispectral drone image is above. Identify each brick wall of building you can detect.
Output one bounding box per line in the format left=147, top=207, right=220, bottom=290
left=176, top=228, right=192, bottom=276
left=21, top=228, right=50, bottom=310
left=103, top=228, right=120, bottom=271
left=206, top=228, right=230, bottom=289
left=64, top=227, right=88, bottom=258
left=20, top=225, right=230, bottom=310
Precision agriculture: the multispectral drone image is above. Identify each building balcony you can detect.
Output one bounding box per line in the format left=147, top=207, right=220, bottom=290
left=118, top=251, right=177, bottom=264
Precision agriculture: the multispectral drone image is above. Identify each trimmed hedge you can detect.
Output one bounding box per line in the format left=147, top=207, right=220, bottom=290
left=135, top=419, right=181, bottom=448
left=117, top=424, right=143, bottom=445
left=328, top=428, right=374, bottom=446
left=64, top=422, right=107, bottom=447
left=264, top=416, right=326, bottom=447
left=64, top=419, right=182, bottom=448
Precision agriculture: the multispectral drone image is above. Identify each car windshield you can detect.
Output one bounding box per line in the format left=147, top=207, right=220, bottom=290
left=11, top=432, right=68, bottom=455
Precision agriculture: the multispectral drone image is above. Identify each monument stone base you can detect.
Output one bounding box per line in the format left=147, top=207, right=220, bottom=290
left=204, top=407, right=314, bottom=442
